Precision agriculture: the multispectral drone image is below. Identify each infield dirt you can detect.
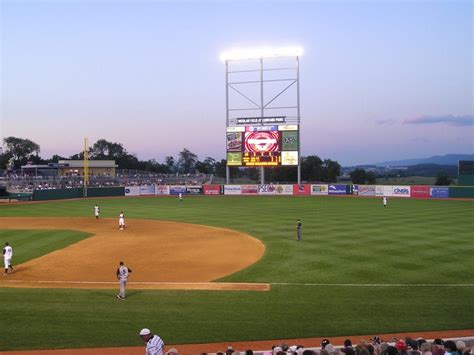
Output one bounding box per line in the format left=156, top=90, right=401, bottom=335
left=0, top=217, right=267, bottom=291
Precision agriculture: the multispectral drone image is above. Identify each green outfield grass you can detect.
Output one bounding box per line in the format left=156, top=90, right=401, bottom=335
left=0, top=196, right=473, bottom=351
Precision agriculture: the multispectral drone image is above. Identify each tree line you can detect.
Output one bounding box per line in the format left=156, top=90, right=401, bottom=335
left=0, top=137, right=342, bottom=183
left=0, top=136, right=455, bottom=185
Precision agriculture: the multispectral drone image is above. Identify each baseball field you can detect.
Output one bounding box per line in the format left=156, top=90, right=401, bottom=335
left=0, top=195, right=473, bottom=351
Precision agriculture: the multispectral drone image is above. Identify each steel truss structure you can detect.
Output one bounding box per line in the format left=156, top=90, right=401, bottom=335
left=223, top=48, right=302, bottom=184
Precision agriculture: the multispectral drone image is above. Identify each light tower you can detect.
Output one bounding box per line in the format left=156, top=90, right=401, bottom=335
left=221, top=46, right=303, bottom=185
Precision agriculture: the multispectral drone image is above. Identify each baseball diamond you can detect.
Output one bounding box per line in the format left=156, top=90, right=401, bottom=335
left=0, top=217, right=266, bottom=290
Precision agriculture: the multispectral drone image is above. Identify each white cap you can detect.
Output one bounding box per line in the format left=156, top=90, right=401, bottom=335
left=139, top=328, right=151, bottom=336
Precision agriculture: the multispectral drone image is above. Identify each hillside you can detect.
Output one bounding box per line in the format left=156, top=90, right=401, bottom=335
left=373, top=154, right=473, bottom=167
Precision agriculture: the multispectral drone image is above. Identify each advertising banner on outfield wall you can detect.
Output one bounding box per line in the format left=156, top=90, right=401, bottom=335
left=430, top=187, right=449, bottom=198
left=274, top=184, right=293, bottom=195
left=241, top=185, right=258, bottom=195
left=125, top=186, right=140, bottom=196
left=224, top=185, right=242, bottom=195
left=311, top=184, right=328, bottom=195
left=203, top=185, right=222, bottom=195
left=155, top=185, right=170, bottom=195
left=293, top=184, right=311, bottom=195
left=411, top=186, right=430, bottom=198
left=186, top=186, right=203, bottom=195
left=375, top=185, right=393, bottom=197
left=392, top=186, right=410, bottom=197
left=139, top=185, right=155, bottom=196
left=259, top=184, right=276, bottom=195
left=169, top=185, right=187, bottom=195
left=358, top=185, right=375, bottom=197
left=328, top=184, right=347, bottom=195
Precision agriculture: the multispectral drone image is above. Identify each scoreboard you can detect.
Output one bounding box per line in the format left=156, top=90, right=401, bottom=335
left=226, top=124, right=299, bottom=167
left=243, top=152, right=281, bottom=166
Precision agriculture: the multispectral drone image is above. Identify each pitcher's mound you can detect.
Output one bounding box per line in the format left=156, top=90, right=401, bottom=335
left=0, top=217, right=267, bottom=291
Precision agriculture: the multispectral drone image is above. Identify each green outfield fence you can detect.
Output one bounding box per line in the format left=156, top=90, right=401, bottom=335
left=32, top=187, right=124, bottom=201
left=7, top=184, right=473, bottom=201
left=449, top=186, right=474, bottom=198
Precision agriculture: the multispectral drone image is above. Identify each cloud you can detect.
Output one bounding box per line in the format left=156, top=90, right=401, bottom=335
left=403, top=115, right=474, bottom=127
left=375, top=118, right=397, bottom=126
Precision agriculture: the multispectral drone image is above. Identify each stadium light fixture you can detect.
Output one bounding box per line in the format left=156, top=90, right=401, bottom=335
left=220, top=46, right=303, bottom=61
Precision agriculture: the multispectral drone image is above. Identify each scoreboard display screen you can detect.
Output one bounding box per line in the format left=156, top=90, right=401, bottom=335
left=242, top=152, right=281, bottom=166
left=226, top=125, right=299, bottom=167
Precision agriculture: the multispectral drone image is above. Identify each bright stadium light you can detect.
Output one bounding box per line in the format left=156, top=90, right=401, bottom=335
left=220, top=46, right=303, bottom=61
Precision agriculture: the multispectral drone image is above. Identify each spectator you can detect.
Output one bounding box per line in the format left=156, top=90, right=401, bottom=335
left=420, top=342, right=433, bottom=355
left=138, top=328, right=165, bottom=355
left=323, top=339, right=336, bottom=354
left=455, top=341, right=466, bottom=354
left=384, top=346, right=399, bottom=355
left=443, top=341, right=458, bottom=355
left=432, top=339, right=445, bottom=355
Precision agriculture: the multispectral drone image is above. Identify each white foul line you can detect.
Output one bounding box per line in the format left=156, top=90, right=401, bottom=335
left=2, top=280, right=473, bottom=287
left=270, top=282, right=474, bottom=287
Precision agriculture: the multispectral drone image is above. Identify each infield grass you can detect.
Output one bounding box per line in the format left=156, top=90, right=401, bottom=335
left=0, top=196, right=473, bottom=350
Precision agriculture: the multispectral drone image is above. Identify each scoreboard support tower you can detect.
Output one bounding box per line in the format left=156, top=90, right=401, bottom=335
left=221, top=47, right=303, bottom=185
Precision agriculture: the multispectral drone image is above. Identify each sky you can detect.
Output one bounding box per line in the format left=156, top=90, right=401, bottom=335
left=0, top=0, right=472, bottom=166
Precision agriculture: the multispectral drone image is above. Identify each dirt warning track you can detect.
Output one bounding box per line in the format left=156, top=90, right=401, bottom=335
left=0, top=217, right=267, bottom=291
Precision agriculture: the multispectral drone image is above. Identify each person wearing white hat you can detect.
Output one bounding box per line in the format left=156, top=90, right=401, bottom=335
left=139, top=328, right=165, bottom=355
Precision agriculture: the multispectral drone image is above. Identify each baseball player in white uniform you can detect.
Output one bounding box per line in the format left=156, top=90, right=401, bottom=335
left=119, top=211, right=125, bottom=230
left=3, top=242, right=14, bottom=275
left=383, top=196, right=387, bottom=207
left=178, top=192, right=183, bottom=202
left=139, top=328, right=165, bottom=355
left=116, top=261, right=132, bottom=300
left=94, top=205, right=100, bottom=220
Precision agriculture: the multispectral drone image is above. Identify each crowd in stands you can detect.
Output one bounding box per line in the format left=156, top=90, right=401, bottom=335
left=4, top=170, right=212, bottom=193
left=173, top=336, right=474, bottom=355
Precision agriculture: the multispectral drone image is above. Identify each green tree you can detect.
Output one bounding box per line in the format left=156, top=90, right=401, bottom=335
left=435, top=171, right=453, bottom=186
left=0, top=151, right=13, bottom=171
left=195, top=157, right=216, bottom=174
left=165, top=156, right=175, bottom=173
left=3, top=137, right=41, bottom=168
left=177, top=148, right=198, bottom=174
left=214, top=159, right=227, bottom=178
left=50, top=154, right=67, bottom=163
left=322, top=159, right=341, bottom=182
left=300, top=155, right=323, bottom=181
left=350, top=168, right=368, bottom=184
left=366, top=171, right=377, bottom=184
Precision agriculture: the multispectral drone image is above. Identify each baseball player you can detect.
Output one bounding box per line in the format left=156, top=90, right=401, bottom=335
left=296, top=219, right=302, bottom=242
left=118, top=211, right=125, bottom=230
left=3, top=242, right=14, bottom=275
left=116, top=261, right=132, bottom=300
left=139, top=328, right=165, bottom=355
left=94, top=205, right=100, bottom=220
left=178, top=192, right=183, bottom=202
left=383, top=196, right=387, bottom=207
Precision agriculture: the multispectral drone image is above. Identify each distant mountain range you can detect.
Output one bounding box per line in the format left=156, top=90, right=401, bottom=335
left=373, top=154, right=474, bottom=167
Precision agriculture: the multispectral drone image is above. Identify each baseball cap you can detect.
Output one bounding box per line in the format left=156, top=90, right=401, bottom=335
left=166, top=348, right=179, bottom=354
left=139, top=328, right=151, bottom=336
left=322, top=339, right=330, bottom=347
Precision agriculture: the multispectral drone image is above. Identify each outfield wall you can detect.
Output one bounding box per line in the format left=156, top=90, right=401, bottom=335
left=33, top=187, right=124, bottom=201
left=28, top=184, right=474, bottom=201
